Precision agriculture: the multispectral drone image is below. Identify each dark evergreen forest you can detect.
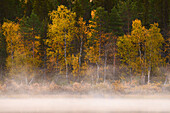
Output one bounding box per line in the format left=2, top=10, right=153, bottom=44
left=0, top=0, right=169, bottom=86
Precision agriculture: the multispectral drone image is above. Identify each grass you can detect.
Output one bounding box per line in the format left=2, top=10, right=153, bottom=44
left=0, top=79, right=170, bottom=95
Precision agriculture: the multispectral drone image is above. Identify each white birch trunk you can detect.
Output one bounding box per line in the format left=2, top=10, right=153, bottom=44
left=64, top=33, right=68, bottom=82
left=96, top=62, right=99, bottom=83
left=78, top=35, right=83, bottom=82
left=104, top=50, right=107, bottom=83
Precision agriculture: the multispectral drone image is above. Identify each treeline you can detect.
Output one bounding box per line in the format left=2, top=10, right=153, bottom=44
left=0, top=0, right=169, bottom=84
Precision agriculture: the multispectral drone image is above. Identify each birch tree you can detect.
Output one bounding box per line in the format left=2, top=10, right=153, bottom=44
left=47, top=5, right=76, bottom=83
left=117, top=19, right=164, bottom=84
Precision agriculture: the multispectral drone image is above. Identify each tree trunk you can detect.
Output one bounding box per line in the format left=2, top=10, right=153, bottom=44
left=11, top=38, right=13, bottom=66
left=32, top=32, right=35, bottom=65
left=98, top=30, right=101, bottom=80
left=64, top=32, right=69, bottom=83
left=139, top=42, right=145, bottom=84
left=148, top=67, right=151, bottom=84
left=164, top=73, right=168, bottom=85
left=56, top=48, right=59, bottom=75
left=96, top=62, right=99, bottom=83
left=43, top=46, right=47, bottom=82
left=104, top=49, right=107, bottom=83
left=25, top=76, right=28, bottom=85
left=33, top=40, right=35, bottom=61
left=130, top=67, right=132, bottom=83
left=164, top=65, right=168, bottom=85
left=78, top=35, right=83, bottom=82
left=113, top=36, right=116, bottom=78
left=148, top=44, right=152, bottom=84
left=91, top=70, right=94, bottom=85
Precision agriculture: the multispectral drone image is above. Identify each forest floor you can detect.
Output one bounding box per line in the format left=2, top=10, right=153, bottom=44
left=0, top=80, right=170, bottom=95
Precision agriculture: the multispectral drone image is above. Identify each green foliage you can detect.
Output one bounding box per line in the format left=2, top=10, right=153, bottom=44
left=93, top=7, right=108, bottom=33
left=0, top=0, right=169, bottom=84
left=32, top=0, right=51, bottom=21
left=108, top=7, right=123, bottom=36
left=0, top=25, right=7, bottom=70
left=20, top=11, right=42, bottom=66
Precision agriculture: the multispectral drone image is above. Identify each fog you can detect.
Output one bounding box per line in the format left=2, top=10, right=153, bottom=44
left=0, top=66, right=169, bottom=113
left=0, top=96, right=170, bottom=113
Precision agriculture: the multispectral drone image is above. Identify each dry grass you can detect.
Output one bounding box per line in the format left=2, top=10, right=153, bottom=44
left=0, top=79, right=169, bottom=95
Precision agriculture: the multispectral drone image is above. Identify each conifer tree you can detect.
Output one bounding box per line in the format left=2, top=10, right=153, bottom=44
left=108, top=7, right=123, bottom=36
left=20, top=11, right=42, bottom=66
left=0, top=25, right=7, bottom=81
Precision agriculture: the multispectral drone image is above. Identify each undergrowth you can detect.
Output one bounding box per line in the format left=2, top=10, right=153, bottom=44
left=0, top=79, right=170, bottom=95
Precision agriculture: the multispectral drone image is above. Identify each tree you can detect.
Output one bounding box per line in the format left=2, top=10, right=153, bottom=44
left=108, top=7, right=123, bottom=36
left=72, top=0, right=83, bottom=21
left=0, top=25, right=7, bottom=82
left=0, top=0, right=24, bottom=24
left=145, top=23, right=164, bottom=83
left=85, top=19, right=99, bottom=82
left=118, top=0, right=137, bottom=34
left=72, top=17, right=89, bottom=82
left=2, top=21, right=26, bottom=80
left=117, top=19, right=164, bottom=84
left=72, top=0, right=91, bottom=22
left=117, top=34, right=138, bottom=82
left=47, top=5, right=76, bottom=83
left=93, top=7, right=108, bottom=81
left=92, top=0, right=117, bottom=13
left=32, top=0, right=51, bottom=21
left=20, top=11, right=42, bottom=67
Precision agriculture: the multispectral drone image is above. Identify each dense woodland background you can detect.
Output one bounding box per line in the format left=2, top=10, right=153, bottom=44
left=0, top=0, right=169, bottom=86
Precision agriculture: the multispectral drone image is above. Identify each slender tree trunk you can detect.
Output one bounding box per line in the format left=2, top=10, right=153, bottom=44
left=56, top=48, right=59, bottom=74
left=139, top=42, right=145, bottom=84
left=148, top=67, right=151, bottom=84
left=25, top=76, right=28, bottom=85
left=32, top=32, right=35, bottom=65
left=164, top=72, right=168, bottom=85
left=104, top=48, right=107, bottom=83
left=96, top=62, right=99, bottom=82
left=148, top=39, right=152, bottom=84
left=78, top=35, right=83, bottom=82
left=113, top=36, right=116, bottom=78
left=11, top=38, right=13, bottom=66
left=91, top=69, right=94, bottom=85
left=130, top=67, right=132, bottom=83
left=164, top=65, right=168, bottom=85
left=43, top=45, right=47, bottom=81
left=64, top=31, right=68, bottom=83
left=98, top=29, right=101, bottom=81
left=148, top=53, right=151, bottom=84
left=33, top=40, right=35, bottom=61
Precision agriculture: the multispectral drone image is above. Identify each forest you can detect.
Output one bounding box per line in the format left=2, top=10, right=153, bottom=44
left=0, top=0, right=169, bottom=94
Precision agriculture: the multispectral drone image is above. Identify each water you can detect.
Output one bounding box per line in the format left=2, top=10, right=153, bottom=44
left=0, top=97, right=170, bottom=113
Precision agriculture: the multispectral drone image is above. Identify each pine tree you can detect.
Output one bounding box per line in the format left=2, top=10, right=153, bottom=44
left=20, top=11, right=42, bottom=67
left=108, top=7, right=123, bottom=36
left=118, top=0, right=137, bottom=34
left=0, top=25, right=7, bottom=81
